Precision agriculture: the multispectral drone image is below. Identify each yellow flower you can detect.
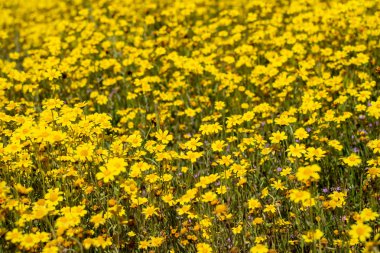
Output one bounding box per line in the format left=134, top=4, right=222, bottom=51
left=138, top=240, right=150, bottom=249
left=326, top=191, right=347, bottom=209
left=150, top=236, right=165, bottom=247
left=211, top=140, right=226, bottom=152
left=14, top=183, right=33, bottom=194
left=126, top=133, right=143, bottom=148
left=232, top=224, right=243, bottom=234
left=253, top=217, right=264, bottom=225
left=142, top=205, right=159, bottom=219
left=42, top=246, right=59, bottom=253
left=214, top=204, right=228, bottom=216
left=294, top=127, right=309, bottom=140
left=359, top=208, right=379, bottom=222
left=44, top=188, right=63, bottom=206
left=215, top=101, right=226, bottom=111
left=349, top=222, right=372, bottom=242
left=184, top=108, right=197, bottom=117
left=305, top=147, right=326, bottom=161
left=280, top=167, right=292, bottom=176
left=75, top=143, right=95, bottom=162
left=177, top=205, right=191, bottom=215
left=342, top=154, right=362, bottom=167
left=91, top=212, right=106, bottom=228
left=328, top=140, right=343, bottom=151
left=155, top=129, right=173, bottom=144
left=96, top=166, right=117, bottom=183
left=367, top=139, right=380, bottom=153
left=302, top=229, right=324, bottom=243
left=20, top=233, right=38, bottom=249
left=31, top=204, right=51, bottom=219
left=269, top=131, right=287, bottom=144
left=296, top=164, right=321, bottom=183
left=185, top=137, right=203, bottom=151
left=106, top=157, right=127, bottom=174
left=6, top=228, right=22, bottom=243
left=218, top=155, right=233, bottom=166
left=250, top=244, right=268, bottom=253
left=92, top=235, right=112, bottom=249
left=271, top=179, right=287, bottom=190
left=201, top=191, right=217, bottom=203
left=35, top=231, right=50, bottom=243
left=199, top=123, right=222, bottom=135
left=185, top=151, right=203, bottom=163
left=196, top=243, right=213, bottom=253
left=82, top=238, right=93, bottom=249
left=248, top=198, right=262, bottom=212
left=289, top=189, right=311, bottom=203
left=287, top=144, right=306, bottom=158
left=216, top=185, right=227, bottom=194
left=127, top=231, right=136, bottom=237
left=263, top=204, right=276, bottom=214
left=162, top=194, right=176, bottom=206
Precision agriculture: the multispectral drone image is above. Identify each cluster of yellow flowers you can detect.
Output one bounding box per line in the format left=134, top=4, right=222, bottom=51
left=0, top=0, right=379, bottom=252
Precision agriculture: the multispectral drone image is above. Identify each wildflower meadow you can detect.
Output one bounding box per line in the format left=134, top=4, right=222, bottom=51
left=0, top=0, right=379, bottom=252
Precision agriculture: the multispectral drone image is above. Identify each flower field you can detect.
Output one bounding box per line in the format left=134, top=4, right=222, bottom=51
left=1, top=0, right=380, bottom=252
